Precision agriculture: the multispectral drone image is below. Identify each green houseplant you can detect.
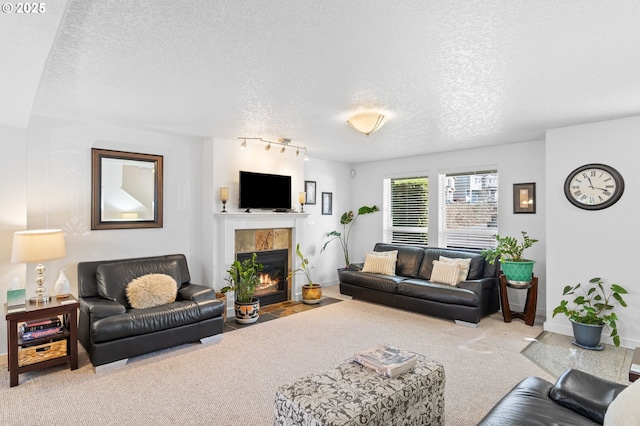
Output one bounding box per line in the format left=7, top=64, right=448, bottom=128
left=482, top=231, right=538, bottom=285
left=321, top=205, right=380, bottom=267
left=552, top=277, right=628, bottom=347
left=220, top=253, right=264, bottom=324
left=287, top=244, right=322, bottom=304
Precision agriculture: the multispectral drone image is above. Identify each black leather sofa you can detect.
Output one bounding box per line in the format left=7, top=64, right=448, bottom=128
left=478, top=369, right=627, bottom=425
left=77, top=254, right=224, bottom=370
left=339, top=243, right=500, bottom=325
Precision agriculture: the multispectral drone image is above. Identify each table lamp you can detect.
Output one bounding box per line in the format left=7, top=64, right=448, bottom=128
left=11, top=229, right=66, bottom=303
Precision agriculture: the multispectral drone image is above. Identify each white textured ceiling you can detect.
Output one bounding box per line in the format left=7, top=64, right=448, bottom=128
left=7, top=1, right=640, bottom=162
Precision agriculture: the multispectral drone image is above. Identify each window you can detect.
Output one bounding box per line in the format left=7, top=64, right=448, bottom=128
left=438, top=170, right=498, bottom=249
left=383, top=176, right=428, bottom=245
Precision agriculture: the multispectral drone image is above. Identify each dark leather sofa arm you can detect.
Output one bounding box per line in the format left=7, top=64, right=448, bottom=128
left=79, top=297, right=127, bottom=320
left=549, top=369, right=627, bottom=424
left=178, top=282, right=217, bottom=303
left=458, top=277, right=495, bottom=293
left=348, top=263, right=363, bottom=272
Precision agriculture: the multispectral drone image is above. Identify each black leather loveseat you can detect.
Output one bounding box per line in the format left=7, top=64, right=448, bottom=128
left=478, top=369, right=628, bottom=425
left=339, top=243, right=500, bottom=325
left=77, top=254, right=224, bottom=370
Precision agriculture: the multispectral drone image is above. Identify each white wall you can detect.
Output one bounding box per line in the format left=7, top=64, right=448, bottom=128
left=350, top=140, right=547, bottom=314
left=303, top=158, right=352, bottom=285
left=545, top=115, right=640, bottom=348
left=0, top=125, right=28, bottom=360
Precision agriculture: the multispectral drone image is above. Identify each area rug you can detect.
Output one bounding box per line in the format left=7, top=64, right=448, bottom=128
left=521, top=330, right=634, bottom=384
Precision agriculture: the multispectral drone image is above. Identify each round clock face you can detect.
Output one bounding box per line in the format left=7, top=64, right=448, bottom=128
left=564, top=163, right=624, bottom=210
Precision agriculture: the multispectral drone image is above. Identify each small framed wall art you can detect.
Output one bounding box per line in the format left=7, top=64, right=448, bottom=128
left=322, top=192, right=333, bottom=215
left=305, top=181, right=316, bottom=205
left=513, top=182, right=536, bottom=214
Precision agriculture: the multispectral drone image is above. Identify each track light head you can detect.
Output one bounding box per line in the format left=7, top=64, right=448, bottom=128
left=240, top=140, right=247, bottom=150
left=265, top=143, right=271, bottom=151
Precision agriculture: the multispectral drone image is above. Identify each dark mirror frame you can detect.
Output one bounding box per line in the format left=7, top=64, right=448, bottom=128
left=91, top=148, right=164, bottom=230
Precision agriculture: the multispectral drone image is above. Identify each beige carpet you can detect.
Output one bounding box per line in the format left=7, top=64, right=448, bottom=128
left=0, top=285, right=553, bottom=425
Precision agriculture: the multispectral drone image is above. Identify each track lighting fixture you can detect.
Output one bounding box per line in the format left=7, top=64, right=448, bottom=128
left=237, top=137, right=308, bottom=160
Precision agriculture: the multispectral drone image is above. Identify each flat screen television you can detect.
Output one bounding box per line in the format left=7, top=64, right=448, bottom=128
left=239, top=171, right=292, bottom=211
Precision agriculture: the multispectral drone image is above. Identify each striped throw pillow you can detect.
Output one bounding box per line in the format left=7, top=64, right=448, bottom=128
left=362, top=252, right=397, bottom=275
left=430, top=260, right=461, bottom=286
left=439, top=256, right=472, bottom=283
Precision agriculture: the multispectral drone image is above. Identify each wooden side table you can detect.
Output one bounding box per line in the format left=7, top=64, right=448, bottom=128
left=499, top=274, right=537, bottom=326
left=4, top=296, right=79, bottom=387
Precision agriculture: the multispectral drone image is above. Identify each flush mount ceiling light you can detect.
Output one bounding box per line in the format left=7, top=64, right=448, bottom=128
left=238, top=138, right=309, bottom=161
left=347, top=111, right=387, bottom=136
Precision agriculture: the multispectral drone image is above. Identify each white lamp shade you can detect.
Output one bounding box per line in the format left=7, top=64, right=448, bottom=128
left=11, top=229, right=66, bottom=264
left=347, top=111, right=387, bottom=135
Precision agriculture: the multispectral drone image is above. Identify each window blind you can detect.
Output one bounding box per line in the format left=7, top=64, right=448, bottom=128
left=384, top=177, right=428, bottom=245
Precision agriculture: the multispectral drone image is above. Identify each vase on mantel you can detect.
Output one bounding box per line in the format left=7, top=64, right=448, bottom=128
left=54, top=269, right=71, bottom=299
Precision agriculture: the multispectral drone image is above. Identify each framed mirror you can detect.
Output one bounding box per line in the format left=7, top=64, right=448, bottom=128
left=91, top=148, right=163, bottom=230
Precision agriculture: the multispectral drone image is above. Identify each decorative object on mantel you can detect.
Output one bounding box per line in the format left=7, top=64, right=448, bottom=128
left=287, top=244, right=322, bottom=304
left=347, top=111, right=387, bottom=136
left=220, top=252, right=264, bottom=324
left=11, top=229, right=67, bottom=304
left=553, top=277, right=628, bottom=349
left=299, top=192, right=306, bottom=213
left=238, top=137, right=309, bottom=161
left=482, top=231, right=538, bottom=287
left=220, top=187, right=229, bottom=213
left=321, top=205, right=380, bottom=267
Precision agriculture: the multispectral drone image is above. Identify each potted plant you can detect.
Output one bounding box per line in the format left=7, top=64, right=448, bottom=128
left=552, top=277, right=628, bottom=348
left=220, top=253, right=264, bottom=324
left=287, top=244, right=322, bottom=304
left=482, top=231, right=538, bottom=286
left=321, top=205, right=380, bottom=268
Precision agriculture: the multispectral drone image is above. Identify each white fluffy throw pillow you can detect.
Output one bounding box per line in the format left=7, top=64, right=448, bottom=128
left=126, top=273, right=177, bottom=309
left=430, top=260, right=461, bottom=286
left=361, top=252, right=397, bottom=275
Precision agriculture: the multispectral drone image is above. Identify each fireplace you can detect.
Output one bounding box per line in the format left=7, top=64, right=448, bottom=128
left=237, top=249, right=288, bottom=306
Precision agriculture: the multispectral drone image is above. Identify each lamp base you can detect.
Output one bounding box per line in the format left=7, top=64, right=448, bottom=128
left=29, top=295, right=51, bottom=304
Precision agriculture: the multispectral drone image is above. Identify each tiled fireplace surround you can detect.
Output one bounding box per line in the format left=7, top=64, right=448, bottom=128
left=216, top=212, right=308, bottom=317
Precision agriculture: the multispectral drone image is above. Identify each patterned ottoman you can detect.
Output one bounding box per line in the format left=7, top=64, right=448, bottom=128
left=274, top=353, right=445, bottom=425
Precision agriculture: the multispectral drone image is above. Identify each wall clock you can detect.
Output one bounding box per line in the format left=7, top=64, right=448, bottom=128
left=564, top=163, right=624, bottom=210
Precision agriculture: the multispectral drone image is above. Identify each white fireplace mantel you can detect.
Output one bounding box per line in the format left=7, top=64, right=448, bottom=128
left=214, top=212, right=309, bottom=309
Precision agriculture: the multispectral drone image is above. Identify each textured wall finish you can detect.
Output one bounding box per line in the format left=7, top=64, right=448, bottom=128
left=14, top=1, right=640, bottom=162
